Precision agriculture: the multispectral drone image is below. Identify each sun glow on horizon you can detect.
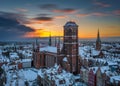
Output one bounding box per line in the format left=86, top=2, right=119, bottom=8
left=24, top=23, right=120, bottom=38
left=24, top=18, right=120, bottom=39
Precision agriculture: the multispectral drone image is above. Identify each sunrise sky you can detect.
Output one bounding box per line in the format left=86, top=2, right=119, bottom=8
left=0, top=0, right=120, bottom=40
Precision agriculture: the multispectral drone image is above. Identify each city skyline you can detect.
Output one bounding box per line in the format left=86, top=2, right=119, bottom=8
left=0, top=0, right=120, bottom=40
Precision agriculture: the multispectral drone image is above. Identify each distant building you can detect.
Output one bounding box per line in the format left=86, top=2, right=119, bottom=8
left=96, top=29, right=101, bottom=51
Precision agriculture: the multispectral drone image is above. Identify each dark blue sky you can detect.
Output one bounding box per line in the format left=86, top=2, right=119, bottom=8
left=0, top=0, right=120, bottom=41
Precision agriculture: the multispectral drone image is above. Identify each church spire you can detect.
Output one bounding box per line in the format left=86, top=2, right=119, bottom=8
left=57, top=37, right=60, bottom=50
left=57, top=36, right=60, bottom=64
left=55, top=37, right=57, bottom=47
left=58, top=36, right=60, bottom=45
left=48, top=33, right=52, bottom=46
left=96, top=29, right=101, bottom=50
left=35, top=38, right=39, bottom=52
left=97, top=29, right=101, bottom=42
left=36, top=38, right=38, bottom=46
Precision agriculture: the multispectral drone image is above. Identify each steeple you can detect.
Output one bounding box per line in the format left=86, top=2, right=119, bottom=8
left=36, top=38, right=38, bottom=46
left=33, top=37, right=41, bottom=69
left=55, top=37, right=57, bottom=47
left=96, top=29, right=101, bottom=42
left=14, top=43, right=16, bottom=52
left=57, top=36, right=61, bottom=64
left=96, top=29, right=101, bottom=50
left=35, top=38, right=39, bottom=52
left=48, top=33, right=52, bottom=46
left=57, top=37, right=60, bottom=50
left=57, top=36, right=60, bottom=50
left=58, top=36, right=60, bottom=45
left=32, top=42, right=35, bottom=51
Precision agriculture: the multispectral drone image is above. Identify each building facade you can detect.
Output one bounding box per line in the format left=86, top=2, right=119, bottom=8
left=88, top=69, right=96, bottom=86
left=61, top=21, right=79, bottom=74
left=33, top=21, right=80, bottom=74
left=33, top=39, right=42, bottom=69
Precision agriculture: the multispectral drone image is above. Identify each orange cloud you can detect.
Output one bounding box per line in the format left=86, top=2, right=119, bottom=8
left=76, top=14, right=89, bottom=17
left=55, top=15, right=67, bottom=19
left=25, top=17, right=53, bottom=29
left=24, top=29, right=50, bottom=38
left=77, top=12, right=108, bottom=18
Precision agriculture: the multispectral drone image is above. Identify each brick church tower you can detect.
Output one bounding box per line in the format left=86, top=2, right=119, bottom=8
left=61, top=21, right=79, bottom=74
left=33, top=38, right=41, bottom=69
left=96, top=29, right=101, bottom=51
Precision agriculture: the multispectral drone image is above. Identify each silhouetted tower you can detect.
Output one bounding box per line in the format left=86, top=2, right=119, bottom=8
left=55, top=37, right=57, bottom=47
left=33, top=38, right=41, bottom=68
left=48, top=33, right=52, bottom=46
left=96, top=29, right=101, bottom=50
left=35, top=38, right=39, bottom=52
left=57, top=37, right=60, bottom=64
left=63, top=21, right=79, bottom=74
left=57, top=37, right=60, bottom=52
left=14, top=43, right=17, bottom=52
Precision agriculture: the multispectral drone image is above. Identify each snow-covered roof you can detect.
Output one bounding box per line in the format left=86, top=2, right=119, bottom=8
left=55, top=72, right=74, bottom=86
left=107, top=61, right=118, bottom=66
left=89, top=67, right=98, bottom=74
left=19, top=69, right=37, bottom=81
left=18, top=79, right=25, bottom=86
left=9, top=52, right=19, bottom=59
left=100, top=66, right=109, bottom=73
left=22, top=59, right=32, bottom=62
left=79, top=47, right=85, bottom=57
left=38, top=64, right=76, bottom=86
left=63, top=57, right=68, bottom=62
left=12, top=74, right=17, bottom=79
left=22, top=50, right=32, bottom=57
left=40, top=46, right=57, bottom=53
left=0, top=55, right=10, bottom=63
left=24, top=70, right=37, bottom=81
left=89, top=66, right=110, bottom=74
left=110, top=76, right=120, bottom=83
left=79, top=45, right=103, bottom=58
left=91, top=50, right=100, bottom=56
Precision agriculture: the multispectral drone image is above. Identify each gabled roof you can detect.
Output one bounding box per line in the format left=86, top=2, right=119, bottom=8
left=40, top=46, right=57, bottom=53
